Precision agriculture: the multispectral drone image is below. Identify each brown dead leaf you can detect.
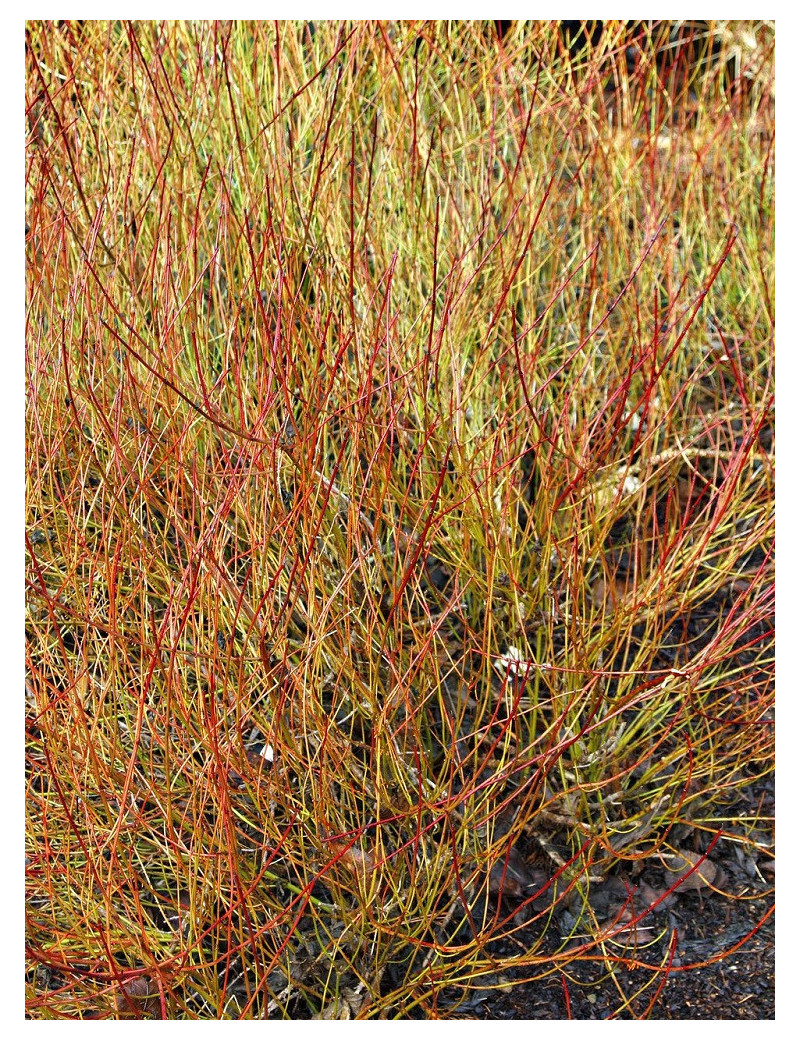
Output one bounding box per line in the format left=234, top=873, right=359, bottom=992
left=662, top=849, right=718, bottom=892
left=116, top=975, right=162, bottom=1018
left=343, top=985, right=366, bottom=1016
left=316, top=996, right=351, bottom=1019
left=327, top=840, right=376, bottom=876
left=591, top=574, right=629, bottom=611
left=488, top=846, right=545, bottom=904
left=607, top=905, right=654, bottom=944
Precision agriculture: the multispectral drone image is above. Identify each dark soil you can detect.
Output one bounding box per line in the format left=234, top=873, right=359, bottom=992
left=465, top=808, right=775, bottom=1020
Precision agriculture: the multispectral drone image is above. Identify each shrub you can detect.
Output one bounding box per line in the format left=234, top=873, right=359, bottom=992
left=26, top=20, right=774, bottom=1019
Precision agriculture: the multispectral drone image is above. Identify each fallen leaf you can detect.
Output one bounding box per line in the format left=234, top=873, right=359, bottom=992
left=116, top=975, right=162, bottom=1018
left=316, top=996, right=350, bottom=1019
left=488, top=846, right=544, bottom=904
left=327, top=839, right=376, bottom=876
left=662, top=850, right=718, bottom=892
